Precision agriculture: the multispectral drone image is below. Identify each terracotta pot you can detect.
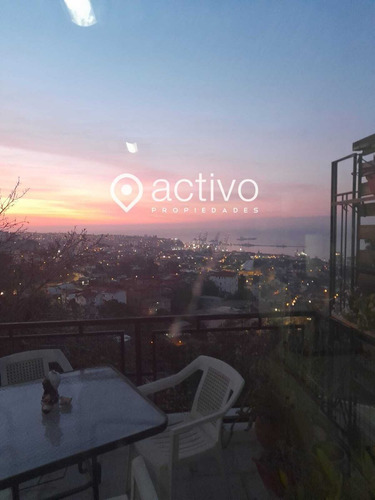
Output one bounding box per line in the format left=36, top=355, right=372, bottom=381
left=255, top=415, right=281, bottom=450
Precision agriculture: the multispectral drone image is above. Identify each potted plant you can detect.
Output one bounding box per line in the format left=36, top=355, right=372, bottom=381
left=346, top=292, right=375, bottom=332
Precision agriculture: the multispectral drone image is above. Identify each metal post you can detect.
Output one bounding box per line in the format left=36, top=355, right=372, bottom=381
left=9, top=327, right=14, bottom=354
left=195, top=316, right=200, bottom=334
left=329, top=161, right=338, bottom=314
left=120, top=331, right=125, bottom=374
left=78, top=324, right=84, bottom=368
left=12, top=484, right=20, bottom=500
left=91, top=456, right=100, bottom=500
left=152, top=332, right=156, bottom=381
left=339, top=195, right=344, bottom=310
left=351, top=154, right=357, bottom=292
left=343, top=198, right=348, bottom=308
left=356, top=155, right=363, bottom=291
left=134, top=321, right=142, bottom=385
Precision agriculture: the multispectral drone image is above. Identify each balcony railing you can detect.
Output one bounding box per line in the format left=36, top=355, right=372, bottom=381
left=0, top=310, right=314, bottom=388
left=1, top=310, right=371, bottom=435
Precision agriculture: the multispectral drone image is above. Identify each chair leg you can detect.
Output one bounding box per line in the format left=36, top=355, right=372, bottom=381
left=168, top=465, right=175, bottom=500
left=215, top=448, right=231, bottom=500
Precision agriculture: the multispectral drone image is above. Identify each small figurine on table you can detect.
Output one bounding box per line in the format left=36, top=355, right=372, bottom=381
left=41, top=370, right=61, bottom=414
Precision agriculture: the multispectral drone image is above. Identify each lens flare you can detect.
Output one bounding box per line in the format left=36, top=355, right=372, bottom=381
left=126, top=142, right=138, bottom=154
left=63, top=0, right=97, bottom=27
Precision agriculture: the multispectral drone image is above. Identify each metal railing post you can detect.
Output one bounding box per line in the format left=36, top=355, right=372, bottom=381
left=9, top=327, right=14, bottom=354
left=351, top=154, right=357, bottom=292
left=134, top=321, right=142, bottom=385
left=152, top=332, right=156, bottom=381
left=356, top=154, right=363, bottom=292
left=196, top=316, right=200, bottom=334
left=120, top=331, right=125, bottom=374
left=329, top=160, right=338, bottom=314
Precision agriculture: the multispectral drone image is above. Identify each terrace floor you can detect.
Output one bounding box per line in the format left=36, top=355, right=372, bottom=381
left=18, top=423, right=274, bottom=500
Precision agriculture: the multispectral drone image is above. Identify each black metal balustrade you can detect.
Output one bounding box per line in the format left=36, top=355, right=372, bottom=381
left=0, top=311, right=314, bottom=386
left=330, top=134, right=375, bottom=316
left=2, top=310, right=374, bottom=438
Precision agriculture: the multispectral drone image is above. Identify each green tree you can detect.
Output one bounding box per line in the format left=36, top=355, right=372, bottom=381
left=201, top=279, right=220, bottom=296
left=98, top=299, right=130, bottom=318
left=171, top=282, right=193, bottom=314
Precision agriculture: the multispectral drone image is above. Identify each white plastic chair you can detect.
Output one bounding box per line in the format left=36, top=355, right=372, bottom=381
left=0, top=349, right=73, bottom=497
left=107, top=456, right=159, bottom=500
left=133, top=355, right=245, bottom=500
left=0, top=349, right=72, bottom=386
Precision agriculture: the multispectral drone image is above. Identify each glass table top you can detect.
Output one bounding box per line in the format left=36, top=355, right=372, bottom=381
left=0, top=366, right=167, bottom=485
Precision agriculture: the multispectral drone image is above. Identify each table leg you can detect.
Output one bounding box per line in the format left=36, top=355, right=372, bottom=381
left=11, top=484, right=20, bottom=500
left=91, top=456, right=101, bottom=500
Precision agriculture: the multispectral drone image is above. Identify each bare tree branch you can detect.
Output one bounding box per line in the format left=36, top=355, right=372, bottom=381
left=0, top=179, right=29, bottom=243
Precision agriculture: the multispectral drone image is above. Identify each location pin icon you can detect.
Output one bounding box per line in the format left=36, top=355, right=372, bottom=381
left=110, top=173, right=144, bottom=213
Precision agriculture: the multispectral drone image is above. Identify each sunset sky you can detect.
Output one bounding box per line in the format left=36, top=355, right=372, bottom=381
left=1, top=0, right=374, bottom=247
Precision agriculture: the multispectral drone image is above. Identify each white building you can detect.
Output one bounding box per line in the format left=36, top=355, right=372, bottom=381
left=47, top=283, right=76, bottom=297
left=209, top=271, right=238, bottom=295
left=96, top=289, right=127, bottom=306
left=66, top=288, right=127, bottom=307
left=241, top=259, right=254, bottom=272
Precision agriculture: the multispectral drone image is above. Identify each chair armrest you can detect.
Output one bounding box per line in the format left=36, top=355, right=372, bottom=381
left=138, top=375, right=178, bottom=395
left=138, top=363, right=199, bottom=395
left=169, top=409, right=225, bottom=435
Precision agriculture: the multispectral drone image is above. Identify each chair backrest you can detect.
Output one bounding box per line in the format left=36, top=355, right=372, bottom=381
left=190, top=356, right=244, bottom=440
left=131, top=456, right=159, bottom=500
left=0, top=349, right=72, bottom=386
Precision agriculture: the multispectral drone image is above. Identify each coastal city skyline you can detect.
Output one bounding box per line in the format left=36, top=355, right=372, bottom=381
left=1, top=0, right=374, bottom=242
